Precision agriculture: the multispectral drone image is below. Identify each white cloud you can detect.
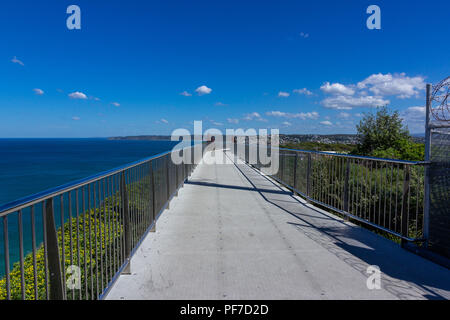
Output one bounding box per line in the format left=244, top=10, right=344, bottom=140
left=320, top=82, right=355, bottom=96
left=68, top=91, right=88, bottom=100
left=11, top=56, right=24, bottom=66
left=211, top=121, right=223, bottom=126
left=278, top=91, right=290, bottom=97
left=282, top=121, right=292, bottom=126
left=72, top=116, right=81, bottom=121
left=265, top=110, right=319, bottom=120
left=195, top=85, right=212, bottom=95
left=160, top=118, right=169, bottom=124
left=227, top=118, right=239, bottom=124
left=215, top=102, right=226, bottom=106
left=320, top=120, right=333, bottom=126
left=244, top=112, right=261, bottom=120
left=406, top=106, right=425, bottom=115
left=401, top=106, right=426, bottom=133
left=337, top=112, right=351, bottom=118
left=33, top=88, right=44, bottom=95
left=180, top=91, right=192, bottom=97
left=111, top=102, right=120, bottom=107
left=293, top=88, right=312, bottom=96
left=321, top=95, right=389, bottom=110
left=319, top=73, right=425, bottom=111
left=243, top=112, right=267, bottom=122
left=300, top=32, right=309, bottom=38
left=357, top=73, right=425, bottom=99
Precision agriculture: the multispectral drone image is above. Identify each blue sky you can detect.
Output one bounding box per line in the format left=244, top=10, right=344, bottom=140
left=1, top=0, right=449, bottom=137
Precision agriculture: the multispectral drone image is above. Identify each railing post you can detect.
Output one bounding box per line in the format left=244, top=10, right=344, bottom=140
left=306, top=154, right=311, bottom=197
left=401, top=165, right=411, bottom=248
left=175, top=156, right=179, bottom=197
left=44, top=198, right=65, bottom=300
left=150, top=161, right=156, bottom=232
left=343, top=159, right=350, bottom=220
left=279, top=153, right=284, bottom=181
left=256, top=136, right=260, bottom=168
left=120, top=172, right=131, bottom=274
left=293, top=153, right=298, bottom=191
left=423, top=83, right=432, bottom=246
left=180, top=149, right=184, bottom=187
left=166, top=156, right=170, bottom=209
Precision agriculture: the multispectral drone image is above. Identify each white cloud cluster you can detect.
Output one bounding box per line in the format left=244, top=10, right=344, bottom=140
left=357, top=73, right=425, bottom=99
left=266, top=110, right=319, bottom=120
left=33, top=88, right=44, bottom=95
left=68, top=91, right=88, bottom=100
left=160, top=118, right=169, bottom=124
left=278, top=91, right=290, bottom=97
left=11, top=56, right=24, bottom=66
left=320, top=82, right=355, bottom=96
left=320, top=73, right=426, bottom=110
left=111, top=102, right=120, bottom=107
left=337, top=112, right=351, bottom=118
left=195, top=85, right=212, bottom=95
left=321, top=95, right=389, bottom=110
left=400, top=106, right=426, bottom=132
left=293, top=88, right=313, bottom=96
left=72, top=116, right=81, bottom=121
left=243, top=112, right=266, bottom=121
left=180, top=91, right=192, bottom=97
left=300, top=32, right=309, bottom=38
left=227, top=118, right=239, bottom=124
left=320, top=120, right=332, bottom=126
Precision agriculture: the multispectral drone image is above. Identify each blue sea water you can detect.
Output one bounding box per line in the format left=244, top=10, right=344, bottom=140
left=0, top=138, right=180, bottom=207
left=0, top=138, right=182, bottom=277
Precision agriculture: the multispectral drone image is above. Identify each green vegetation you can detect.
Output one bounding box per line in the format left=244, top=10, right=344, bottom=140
left=352, top=106, right=424, bottom=161
left=0, top=198, right=124, bottom=300
left=281, top=107, right=424, bottom=162
left=281, top=142, right=354, bottom=153
left=0, top=174, right=156, bottom=300
left=277, top=154, right=424, bottom=241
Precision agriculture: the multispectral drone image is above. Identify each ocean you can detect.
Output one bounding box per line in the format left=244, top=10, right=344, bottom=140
left=0, top=138, right=181, bottom=207
left=0, top=138, right=182, bottom=276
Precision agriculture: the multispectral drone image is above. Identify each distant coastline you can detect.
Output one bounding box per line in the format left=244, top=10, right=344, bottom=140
left=109, top=135, right=172, bottom=141
left=109, top=134, right=425, bottom=144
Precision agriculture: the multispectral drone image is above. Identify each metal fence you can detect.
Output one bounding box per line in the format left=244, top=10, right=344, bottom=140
left=428, top=126, right=450, bottom=257
left=0, top=143, right=206, bottom=300
left=236, top=144, right=427, bottom=243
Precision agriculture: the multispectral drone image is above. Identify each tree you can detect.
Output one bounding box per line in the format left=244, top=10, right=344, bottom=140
left=353, top=106, right=424, bottom=161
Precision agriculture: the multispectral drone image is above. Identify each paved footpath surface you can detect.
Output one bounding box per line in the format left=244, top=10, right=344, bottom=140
left=106, top=149, right=450, bottom=300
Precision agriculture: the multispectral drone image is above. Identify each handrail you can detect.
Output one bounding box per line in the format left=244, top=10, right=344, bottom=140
left=0, top=144, right=200, bottom=216
left=235, top=143, right=426, bottom=244
left=258, top=145, right=426, bottom=165
left=0, top=142, right=207, bottom=300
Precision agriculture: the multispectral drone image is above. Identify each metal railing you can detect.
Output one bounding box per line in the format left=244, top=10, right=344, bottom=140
left=236, top=144, right=427, bottom=243
left=0, top=143, right=206, bottom=300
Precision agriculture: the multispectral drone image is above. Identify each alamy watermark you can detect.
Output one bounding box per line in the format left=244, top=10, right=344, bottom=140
left=66, top=5, right=81, bottom=30
left=366, top=265, right=381, bottom=290
left=170, top=120, right=280, bottom=175
left=366, top=5, right=381, bottom=30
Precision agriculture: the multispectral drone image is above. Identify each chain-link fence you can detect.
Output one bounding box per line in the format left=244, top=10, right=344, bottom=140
left=428, top=126, right=450, bottom=257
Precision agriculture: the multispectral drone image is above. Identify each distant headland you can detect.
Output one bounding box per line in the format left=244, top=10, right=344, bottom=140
left=109, top=135, right=173, bottom=141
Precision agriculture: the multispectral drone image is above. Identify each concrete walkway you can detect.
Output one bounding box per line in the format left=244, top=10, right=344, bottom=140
left=106, top=149, right=450, bottom=300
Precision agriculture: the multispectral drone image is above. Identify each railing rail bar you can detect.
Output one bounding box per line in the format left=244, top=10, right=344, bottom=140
left=268, top=172, right=425, bottom=243
left=0, top=145, right=198, bottom=216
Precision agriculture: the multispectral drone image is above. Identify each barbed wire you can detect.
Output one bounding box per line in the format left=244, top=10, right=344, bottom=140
left=431, top=76, right=450, bottom=122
